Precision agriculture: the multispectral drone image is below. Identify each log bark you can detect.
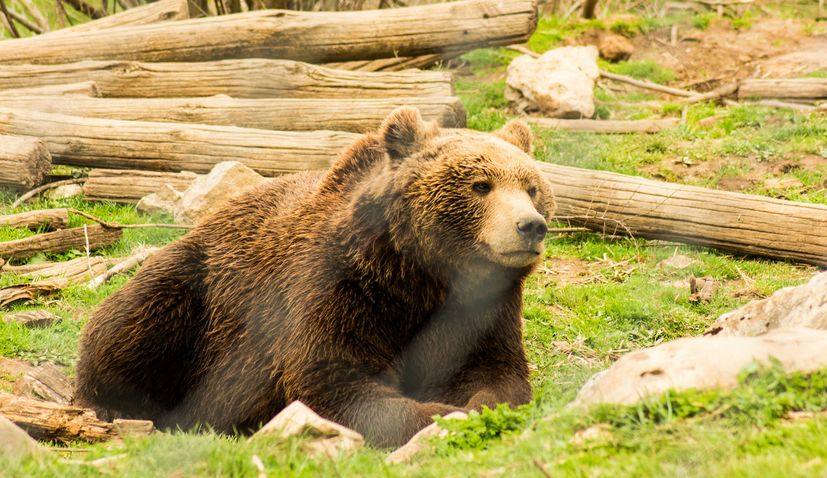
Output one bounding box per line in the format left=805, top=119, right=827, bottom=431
left=43, top=0, right=189, bottom=37
left=526, top=118, right=680, bottom=133
left=0, top=225, right=122, bottom=260
left=14, top=363, right=73, bottom=404
left=0, top=134, right=52, bottom=191
left=0, top=209, right=69, bottom=231
left=0, top=60, right=454, bottom=99
left=0, top=81, right=100, bottom=97
left=539, top=162, right=827, bottom=268
left=0, top=0, right=538, bottom=64
left=2, top=310, right=61, bottom=328
left=0, top=108, right=360, bottom=176
left=83, top=169, right=198, bottom=203
left=1, top=96, right=466, bottom=132
left=0, top=392, right=115, bottom=444
left=738, top=79, right=827, bottom=100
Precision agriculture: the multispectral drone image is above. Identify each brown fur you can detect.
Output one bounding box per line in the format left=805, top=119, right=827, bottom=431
left=74, top=108, right=555, bottom=448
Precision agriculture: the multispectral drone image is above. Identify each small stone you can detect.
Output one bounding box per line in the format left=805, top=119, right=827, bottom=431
left=385, top=411, right=468, bottom=464
left=0, top=415, right=44, bottom=459
left=2, top=310, right=61, bottom=328
left=598, top=33, right=635, bottom=62
left=659, top=254, right=695, bottom=270
left=571, top=424, right=612, bottom=446
left=44, top=184, right=83, bottom=200
left=506, top=46, right=599, bottom=118
left=688, top=276, right=716, bottom=304
left=136, top=183, right=183, bottom=217
left=113, top=419, right=154, bottom=437
left=254, top=401, right=363, bottom=457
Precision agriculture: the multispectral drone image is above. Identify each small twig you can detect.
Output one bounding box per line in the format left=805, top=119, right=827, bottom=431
left=59, top=0, right=105, bottom=18
left=11, top=178, right=87, bottom=209
left=87, top=247, right=159, bottom=290
left=600, top=70, right=697, bottom=98
left=67, top=209, right=192, bottom=230
left=251, top=455, right=267, bottom=478
left=533, top=458, right=553, bottom=478
left=17, top=0, right=49, bottom=32
left=7, top=6, right=43, bottom=33
left=679, top=82, right=740, bottom=105
left=83, top=224, right=93, bottom=278
left=0, top=0, right=20, bottom=37
left=506, top=44, right=540, bottom=58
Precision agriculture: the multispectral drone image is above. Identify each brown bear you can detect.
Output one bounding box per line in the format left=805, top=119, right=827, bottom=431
left=74, top=107, right=555, bottom=448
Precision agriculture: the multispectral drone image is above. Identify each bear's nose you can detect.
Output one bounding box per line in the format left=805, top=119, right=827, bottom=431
left=517, top=217, right=548, bottom=243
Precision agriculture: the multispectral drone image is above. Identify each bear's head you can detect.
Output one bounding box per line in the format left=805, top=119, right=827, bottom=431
left=367, top=107, right=556, bottom=275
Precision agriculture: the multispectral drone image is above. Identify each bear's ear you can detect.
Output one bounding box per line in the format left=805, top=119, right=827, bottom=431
left=380, top=107, right=438, bottom=161
left=494, top=120, right=532, bottom=154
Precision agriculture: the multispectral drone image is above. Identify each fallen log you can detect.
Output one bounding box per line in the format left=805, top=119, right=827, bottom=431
left=83, top=169, right=198, bottom=203
left=0, top=257, right=108, bottom=306
left=739, top=79, right=827, bottom=100
left=0, top=209, right=69, bottom=231
left=0, top=0, right=537, bottom=64
left=0, top=81, right=100, bottom=98
left=526, top=118, right=680, bottom=133
left=87, top=247, right=159, bottom=289
left=2, top=310, right=61, bottom=328
left=0, top=225, right=122, bottom=260
left=1, top=96, right=467, bottom=132
left=14, top=363, right=73, bottom=404
left=0, top=392, right=115, bottom=444
left=540, top=162, right=827, bottom=268
left=0, top=60, right=454, bottom=99
left=0, top=134, right=52, bottom=191
left=0, top=108, right=360, bottom=175
left=43, top=0, right=189, bottom=37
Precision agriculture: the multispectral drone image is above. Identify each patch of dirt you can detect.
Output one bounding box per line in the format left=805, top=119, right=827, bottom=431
left=645, top=154, right=827, bottom=193
left=535, top=257, right=597, bottom=286
left=572, top=18, right=826, bottom=88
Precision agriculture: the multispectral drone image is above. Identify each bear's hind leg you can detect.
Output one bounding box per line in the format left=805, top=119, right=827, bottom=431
left=74, top=241, right=208, bottom=422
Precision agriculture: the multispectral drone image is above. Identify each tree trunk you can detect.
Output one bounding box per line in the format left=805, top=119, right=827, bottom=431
left=0, top=225, right=122, bottom=260
left=1, top=96, right=466, bottom=133
left=83, top=169, right=198, bottom=203
left=0, top=392, right=115, bottom=444
left=581, top=0, right=598, bottom=18
left=0, top=81, right=100, bottom=97
left=0, top=0, right=538, bottom=64
left=0, top=208, right=69, bottom=231
left=0, top=134, right=52, bottom=191
left=738, top=79, right=827, bottom=100
left=0, top=60, right=454, bottom=99
left=0, top=107, right=360, bottom=175
left=526, top=118, right=680, bottom=133
left=43, top=0, right=189, bottom=37
left=540, top=162, right=827, bottom=268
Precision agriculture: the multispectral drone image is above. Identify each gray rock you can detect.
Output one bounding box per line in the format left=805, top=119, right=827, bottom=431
left=506, top=46, right=599, bottom=118
left=0, top=415, right=43, bottom=459
left=571, top=328, right=827, bottom=408
left=706, top=271, right=827, bottom=337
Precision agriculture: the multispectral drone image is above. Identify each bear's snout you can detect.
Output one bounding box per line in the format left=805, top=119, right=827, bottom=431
left=517, top=215, right=548, bottom=244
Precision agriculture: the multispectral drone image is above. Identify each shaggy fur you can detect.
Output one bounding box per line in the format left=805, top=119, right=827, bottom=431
left=74, top=108, right=556, bottom=448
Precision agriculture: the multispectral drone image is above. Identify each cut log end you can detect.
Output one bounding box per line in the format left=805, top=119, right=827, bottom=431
left=0, top=134, right=52, bottom=191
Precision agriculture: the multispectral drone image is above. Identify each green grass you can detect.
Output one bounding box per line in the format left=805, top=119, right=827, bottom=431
left=3, top=5, right=827, bottom=477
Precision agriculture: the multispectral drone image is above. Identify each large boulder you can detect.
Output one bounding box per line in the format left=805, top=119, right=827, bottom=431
left=137, top=161, right=266, bottom=225
left=706, top=271, right=827, bottom=337
left=571, top=328, right=827, bottom=408
left=505, top=46, right=599, bottom=118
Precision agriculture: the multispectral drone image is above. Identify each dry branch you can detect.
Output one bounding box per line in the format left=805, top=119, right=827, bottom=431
left=0, top=225, right=122, bottom=260
left=0, top=108, right=360, bottom=176
left=600, top=70, right=697, bottom=97
left=0, top=81, right=100, bottom=98
left=0, top=392, right=115, bottom=444
left=680, top=82, right=739, bottom=104
left=2, top=96, right=467, bottom=132
left=0, top=60, right=454, bottom=99
left=83, top=169, right=198, bottom=203
left=0, top=209, right=69, bottom=231
left=526, top=118, right=680, bottom=133
left=17, top=0, right=49, bottom=32
left=44, top=0, right=189, bottom=36
left=87, top=247, right=158, bottom=289
left=0, top=0, right=537, bottom=64
left=0, top=135, right=52, bottom=192
left=11, top=178, right=86, bottom=208
left=738, top=79, right=827, bottom=100
left=326, top=54, right=449, bottom=72
left=539, top=162, right=827, bottom=268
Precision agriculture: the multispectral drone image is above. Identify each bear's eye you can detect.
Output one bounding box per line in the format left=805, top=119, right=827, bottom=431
left=527, top=186, right=538, bottom=198
left=473, top=181, right=492, bottom=195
